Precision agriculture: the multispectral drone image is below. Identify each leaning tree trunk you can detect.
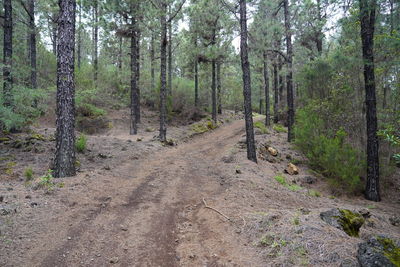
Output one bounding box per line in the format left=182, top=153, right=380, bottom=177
left=239, top=0, right=257, bottom=163
left=273, top=62, right=279, bottom=123
left=53, top=0, right=76, bottom=178
left=263, top=51, right=270, bottom=126
left=3, top=0, right=12, bottom=107
left=159, top=3, right=168, bottom=142
left=284, top=0, right=295, bottom=142
left=130, top=19, right=139, bottom=135
left=360, top=0, right=380, bottom=202
left=28, top=0, right=37, bottom=91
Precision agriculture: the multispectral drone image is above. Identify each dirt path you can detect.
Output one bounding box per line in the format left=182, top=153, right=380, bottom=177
left=20, top=119, right=261, bottom=266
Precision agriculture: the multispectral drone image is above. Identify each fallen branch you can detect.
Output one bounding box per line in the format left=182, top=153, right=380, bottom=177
left=202, top=198, right=231, bottom=222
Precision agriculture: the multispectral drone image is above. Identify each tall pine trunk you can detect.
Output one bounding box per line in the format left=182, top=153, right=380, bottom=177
left=284, top=0, right=295, bottom=142
left=130, top=17, right=138, bottom=135
left=118, top=36, right=123, bottom=70
left=136, top=28, right=141, bottom=123
left=27, top=0, right=37, bottom=91
left=168, top=14, right=173, bottom=96
left=54, top=0, right=76, bottom=178
left=239, top=0, right=257, bottom=163
left=3, top=0, right=12, bottom=107
left=273, top=62, right=279, bottom=123
left=360, top=0, right=380, bottom=201
left=159, top=3, right=168, bottom=142
left=217, top=61, right=222, bottom=114
left=151, top=32, right=155, bottom=91
left=93, top=0, right=98, bottom=87
left=211, top=59, right=217, bottom=123
left=77, top=1, right=82, bottom=69
left=263, top=51, right=270, bottom=126
left=194, top=59, right=199, bottom=108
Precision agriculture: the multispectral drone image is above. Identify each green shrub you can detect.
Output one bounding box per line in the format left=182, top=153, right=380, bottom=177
left=76, top=103, right=106, bottom=118
left=24, top=167, right=34, bottom=181
left=75, top=134, right=87, bottom=153
left=254, top=121, right=269, bottom=134
left=294, top=105, right=364, bottom=192
left=274, top=174, right=286, bottom=185
left=273, top=124, right=287, bottom=133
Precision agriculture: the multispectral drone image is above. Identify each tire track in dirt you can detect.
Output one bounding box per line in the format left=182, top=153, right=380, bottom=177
left=37, top=119, right=249, bottom=266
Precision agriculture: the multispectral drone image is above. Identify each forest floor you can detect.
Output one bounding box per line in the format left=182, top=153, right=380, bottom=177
left=0, top=107, right=399, bottom=267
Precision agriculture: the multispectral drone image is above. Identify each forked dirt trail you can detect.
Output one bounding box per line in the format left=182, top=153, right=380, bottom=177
left=2, top=113, right=400, bottom=267
left=25, top=120, right=261, bottom=266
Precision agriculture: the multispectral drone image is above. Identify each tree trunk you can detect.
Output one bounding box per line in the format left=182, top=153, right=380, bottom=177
left=278, top=58, right=284, bottom=111
left=168, top=12, right=173, bottom=96
left=211, top=59, right=217, bottom=123
left=151, top=32, right=155, bottom=91
left=93, top=0, right=98, bottom=87
left=27, top=0, right=37, bottom=91
left=194, top=58, right=199, bottom=108
left=3, top=0, right=12, bottom=107
left=53, top=0, right=76, bottom=178
left=284, top=0, right=295, bottom=142
left=136, top=28, right=141, bottom=123
left=77, top=0, right=82, bottom=69
left=239, top=0, right=257, bottom=163
left=52, top=14, right=57, bottom=56
left=264, top=51, right=270, bottom=126
left=217, top=62, right=222, bottom=114
left=118, top=36, right=123, bottom=70
left=159, top=3, right=168, bottom=142
left=360, top=0, right=380, bottom=202
left=273, top=62, right=279, bottom=123
left=130, top=17, right=138, bottom=135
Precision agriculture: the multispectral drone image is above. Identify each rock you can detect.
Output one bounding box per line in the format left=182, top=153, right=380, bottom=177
left=302, top=176, right=316, bottom=184
left=285, top=163, right=299, bottom=175
left=98, top=153, right=108, bottom=159
left=268, top=147, right=278, bottom=156
left=236, top=169, right=242, bottom=174
left=357, top=236, right=399, bottom=267
left=340, top=258, right=360, bottom=267
left=0, top=137, right=10, bottom=142
left=389, top=216, right=400, bottom=227
left=103, top=166, right=111, bottom=171
left=358, top=209, right=371, bottom=219
left=320, top=208, right=365, bottom=237
left=0, top=196, right=3, bottom=203
left=137, top=138, right=142, bottom=142
left=0, top=204, right=16, bottom=216
left=110, top=257, right=119, bottom=264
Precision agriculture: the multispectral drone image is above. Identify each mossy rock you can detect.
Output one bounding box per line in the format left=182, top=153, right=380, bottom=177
left=28, top=133, right=46, bottom=141
left=320, top=208, right=365, bottom=237
left=357, top=236, right=400, bottom=267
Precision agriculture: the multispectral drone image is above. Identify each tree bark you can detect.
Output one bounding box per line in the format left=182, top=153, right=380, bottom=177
left=27, top=0, right=37, bottom=91
left=93, top=0, right=99, bottom=87
left=211, top=59, right=217, bottom=123
left=3, top=0, right=12, bottom=107
left=77, top=0, right=82, bottom=69
left=263, top=51, right=270, bottom=126
left=217, top=61, right=222, bottom=114
left=239, top=0, right=257, bottom=163
left=360, top=0, right=380, bottom=201
left=168, top=10, right=173, bottom=96
left=273, top=62, right=279, bottom=123
left=151, top=32, right=155, bottom=91
left=194, top=58, right=199, bottom=108
left=130, top=16, right=138, bottom=135
left=118, top=36, right=123, bottom=70
left=159, top=2, right=168, bottom=142
left=136, top=27, right=141, bottom=123
left=284, top=0, right=295, bottom=142
left=53, top=0, right=76, bottom=178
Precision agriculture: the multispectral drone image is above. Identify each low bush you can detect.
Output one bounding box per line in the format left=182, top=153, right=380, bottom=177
left=254, top=121, right=268, bottom=134
left=75, top=134, right=87, bottom=153
left=294, top=105, right=364, bottom=192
